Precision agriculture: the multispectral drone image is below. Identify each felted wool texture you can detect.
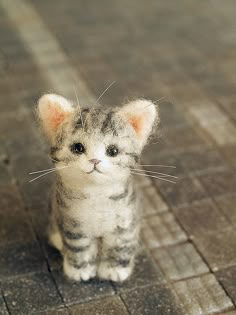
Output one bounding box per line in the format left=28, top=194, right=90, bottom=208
left=38, top=94, right=158, bottom=282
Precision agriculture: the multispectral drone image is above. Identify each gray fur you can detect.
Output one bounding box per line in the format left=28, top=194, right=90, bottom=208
left=38, top=95, right=157, bottom=282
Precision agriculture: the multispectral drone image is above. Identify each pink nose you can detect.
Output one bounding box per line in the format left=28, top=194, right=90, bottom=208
left=89, top=159, right=101, bottom=165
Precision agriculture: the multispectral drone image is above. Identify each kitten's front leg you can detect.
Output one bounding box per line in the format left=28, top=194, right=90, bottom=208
left=98, top=227, right=138, bottom=282
left=63, top=231, right=98, bottom=282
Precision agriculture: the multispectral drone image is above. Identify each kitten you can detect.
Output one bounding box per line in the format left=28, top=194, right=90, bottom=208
left=37, top=94, right=158, bottom=282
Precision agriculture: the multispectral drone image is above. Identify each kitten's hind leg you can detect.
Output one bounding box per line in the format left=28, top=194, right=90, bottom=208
left=48, top=219, right=63, bottom=252
left=48, top=229, right=63, bottom=252
left=63, top=232, right=98, bottom=282
left=98, top=227, right=138, bottom=282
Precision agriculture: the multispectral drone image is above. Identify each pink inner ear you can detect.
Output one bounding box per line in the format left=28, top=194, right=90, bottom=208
left=48, top=105, right=70, bottom=130
left=128, top=115, right=145, bottom=136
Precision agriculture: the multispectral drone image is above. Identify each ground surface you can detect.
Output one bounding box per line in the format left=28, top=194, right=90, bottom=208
left=0, top=0, right=236, bottom=314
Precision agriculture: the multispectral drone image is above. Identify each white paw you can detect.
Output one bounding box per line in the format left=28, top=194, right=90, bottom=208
left=97, top=262, right=133, bottom=282
left=49, top=231, right=63, bottom=251
left=63, top=258, right=96, bottom=282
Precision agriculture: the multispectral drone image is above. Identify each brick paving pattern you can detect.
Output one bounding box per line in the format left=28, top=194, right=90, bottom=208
left=0, top=0, right=235, bottom=314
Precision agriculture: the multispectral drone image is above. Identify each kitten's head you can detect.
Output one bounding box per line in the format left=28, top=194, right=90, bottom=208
left=37, top=94, right=158, bottom=184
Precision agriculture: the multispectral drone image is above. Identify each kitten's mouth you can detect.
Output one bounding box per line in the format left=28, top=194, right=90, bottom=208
left=86, top=167, right=103, bottom=174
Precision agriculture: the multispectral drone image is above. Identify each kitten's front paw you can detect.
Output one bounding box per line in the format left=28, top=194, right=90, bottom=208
left=63, top=259, right=96, bottom=282
left=97, top=261, right=133, bottom=282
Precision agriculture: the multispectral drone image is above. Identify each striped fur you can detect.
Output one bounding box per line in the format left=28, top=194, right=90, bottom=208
left=38, top=94, right=158, bottom=282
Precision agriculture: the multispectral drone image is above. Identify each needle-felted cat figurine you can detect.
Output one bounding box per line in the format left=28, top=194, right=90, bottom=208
left=37, top=94, right=158, bottom=282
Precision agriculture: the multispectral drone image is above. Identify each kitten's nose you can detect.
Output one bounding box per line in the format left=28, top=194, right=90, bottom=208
left=89, top=159, right=101, bottom=165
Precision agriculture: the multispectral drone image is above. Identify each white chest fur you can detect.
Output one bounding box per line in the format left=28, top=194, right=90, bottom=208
left=62, top=181, right=134, bottom=238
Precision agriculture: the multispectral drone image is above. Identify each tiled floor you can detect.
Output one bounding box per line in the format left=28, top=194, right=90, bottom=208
left=0, top=0, right=235, bottom=314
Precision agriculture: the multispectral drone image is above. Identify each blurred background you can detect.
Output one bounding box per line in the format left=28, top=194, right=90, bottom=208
left=0, top=1, right=236, bottom=314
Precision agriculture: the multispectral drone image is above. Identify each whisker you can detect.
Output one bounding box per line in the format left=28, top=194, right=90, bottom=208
left=154, top=96, right=166, bottom=104
left=137, top=164, right=176, bottom=168
left=29, top=169, right=57, bottom=182
left=29, top=168, right=56, bottom=175
left=83, top=80, right=116, bottom=129
left=29, top=165, right=67, bottom=175
left=29, top=165, right=71, bottom=182
left=73, top=85, right=84, bottom=130
left=153, top=96, right=166, bottom=105
left=33, top=116, right=40, bottom=125
left=131, top=168, right=178, bottom=179
left=95, top=80, right=116, bottom=104
left=143, top=97, right=166, bottom=110
left=131, top=171, right=176, bottom=184
left=48, top=155, right=59, bottom=163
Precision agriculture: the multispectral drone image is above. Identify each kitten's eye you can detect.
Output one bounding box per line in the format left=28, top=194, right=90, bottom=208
left=106, top=145, right=119, bottom=157
left=71, top=143, right=85, bottom=154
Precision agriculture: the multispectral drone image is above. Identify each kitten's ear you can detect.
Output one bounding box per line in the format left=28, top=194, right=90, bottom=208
left=37, top=94, right=74, bottom=138
left=119, top=99, right=158, bottom=147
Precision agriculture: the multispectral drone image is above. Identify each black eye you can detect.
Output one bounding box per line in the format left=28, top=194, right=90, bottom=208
left=106, top=145, right=119, bottom=157
left=71, top=143, right=85, bottom=154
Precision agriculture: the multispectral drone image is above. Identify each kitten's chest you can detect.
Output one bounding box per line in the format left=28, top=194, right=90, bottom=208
left=70, top=197, right=129, bottom=237
left=76, top=198, right=116, bottom=233
left=69, top=186, right=132, bottom=237
left=67, top=186, right=133, bottom=237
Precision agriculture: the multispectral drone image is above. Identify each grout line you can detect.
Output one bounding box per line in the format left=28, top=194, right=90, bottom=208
left=152, top=169, right=236, bottom=305
left=216, top=277, right=236, bottom=310
left=167, top=207, right=236, bottom=309
left=35, top=235, right=70, bottom=313
left=118, top=294, right=132, bottom=315
left=1, top=289, right=12, bottom=315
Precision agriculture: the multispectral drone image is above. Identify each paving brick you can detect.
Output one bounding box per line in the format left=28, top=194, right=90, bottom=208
left=215, top=194, right=236, bottom=227
left=193, top=228, right=236, bottom=271
left=11, top=154, right=53, bottom=238
left=0, top=163, right=12, bottom=186
left=0, top=146, right=8, bottom=163
left=159, top=101, right=189, bottom=128
left=121, top=283, right=182, bottom=315
left=2, top=272, right=63, bottom=315
left=217, top=311, right=236, bottom=315
left=114, top=250, right=164, bottom=292
left=189, top=104, right=229, bottom=126
left=164, top=125, right=211, bottom=150
left=69, top=296, right=129, bottom=315
left=141, top=212, right=187, bottom=249
left=142, top=133, right=170, bottom=157
left=151, top=242, right=209, bottom=281
left=43, top=242, right=62, bottom=271
left=179, top=148, right=228, bottom=174
left=143, top=151, right=187, bottom=177
left=0, top=183, right=35, bottom=244
left=0, top=208, right=34, bottom=244
left=11, top=152, right=51, bottom=190
left=202, top=121, right=236, bottom=146
left=221, top=144, right=236, bottom=169
left=0, top=241, right=46, bottom=278
left=198, top=169, right=236, bottom=197
left=35, top=308, right=70, bottom=315
left=216, top=266, right=236, bottom=305
left=173, top=274, right=233, bottom=315
left=0, top=112, right=45, bottom=157
left=1, top=154, right=51, bottom=232
left=173, top=200, right=230, bottom=237
left=52, top=269, right=115, bottom=306
left=141, top=184, right=168, bottom=217
left=0, top=294, right=9, bottom=315
left=157, top=176, right=207, bottom=208
left=0, top=184, right=25, bottom=213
